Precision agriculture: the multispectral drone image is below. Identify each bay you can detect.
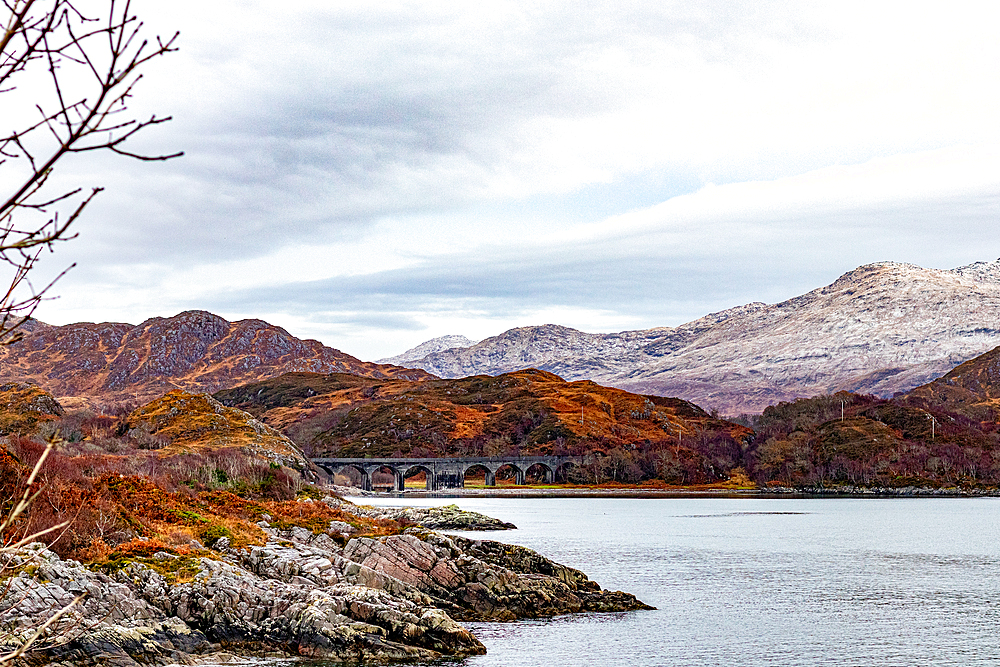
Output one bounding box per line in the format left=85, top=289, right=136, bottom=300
left=348, top=496, right=1000, bottom=667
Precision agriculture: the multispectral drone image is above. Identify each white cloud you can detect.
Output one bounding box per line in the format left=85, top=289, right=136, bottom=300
left=20, top=0, right=1000, bottom=360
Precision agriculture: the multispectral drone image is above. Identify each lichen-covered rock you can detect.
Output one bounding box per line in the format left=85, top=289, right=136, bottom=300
left=390, top=504, right=517, bottom=531
left=125, top=556, right=484, bottom=660
left=0, top=544, right=210, bottom=666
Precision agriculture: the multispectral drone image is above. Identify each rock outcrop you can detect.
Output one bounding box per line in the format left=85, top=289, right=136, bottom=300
left=1, top=508, right=649, bottom=664
left=344, top=503, right=518, bottom=531
left=342, top=531, right=651, bottom=622
left=0, top=382, right=63, bottom=435
left=395, top=260, right=1000, bottom=414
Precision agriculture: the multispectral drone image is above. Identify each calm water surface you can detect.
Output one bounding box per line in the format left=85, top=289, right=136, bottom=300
left=273, top=497, right=1000, bottom=666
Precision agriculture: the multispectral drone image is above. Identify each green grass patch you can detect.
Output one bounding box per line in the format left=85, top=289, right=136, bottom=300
left=94, top=554, right=204, bottom=584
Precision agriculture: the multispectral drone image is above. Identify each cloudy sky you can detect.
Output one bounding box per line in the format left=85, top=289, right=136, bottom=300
left=22, top=0, right=1000, bottom=360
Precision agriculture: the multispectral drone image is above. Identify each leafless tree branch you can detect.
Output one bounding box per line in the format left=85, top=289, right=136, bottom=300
left=0, top=0, right=180, bottom=343
left=0, top=1, right=179, bottom=659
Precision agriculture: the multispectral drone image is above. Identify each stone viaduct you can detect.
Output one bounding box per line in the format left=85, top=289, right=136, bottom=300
left=311, top=456, right=579, bottom=491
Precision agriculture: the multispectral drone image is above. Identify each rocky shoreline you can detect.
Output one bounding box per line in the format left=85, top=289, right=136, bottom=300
left=343, top=501, right=518, bottom=531
left=0, top=501, right=650, bottom=665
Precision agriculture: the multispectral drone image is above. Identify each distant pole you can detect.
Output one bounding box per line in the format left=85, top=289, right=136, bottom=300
left=841, top=399, right=845, bottom=422
left=926, top=413, right=936, bottom=439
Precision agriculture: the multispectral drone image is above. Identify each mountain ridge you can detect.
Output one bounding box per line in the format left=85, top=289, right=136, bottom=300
left=393, top=260, right=1000, bottom=414
left=0, top=310, right=432, bottom=405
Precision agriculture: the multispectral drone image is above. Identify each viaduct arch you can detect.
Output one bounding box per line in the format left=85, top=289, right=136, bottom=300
left=311, top=456, right=578, bottom=491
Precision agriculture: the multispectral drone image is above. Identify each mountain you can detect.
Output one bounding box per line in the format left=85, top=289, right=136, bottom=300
left=215, top=369, right=753, bottom=483
left=0, top=310, right=432, bottom=405
left=376, top=335, right=477, bottom=365
left=393, top=260, right=1000, bottom=415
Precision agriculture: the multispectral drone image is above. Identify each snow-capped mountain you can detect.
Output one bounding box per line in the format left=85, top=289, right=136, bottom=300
left=376, top=334, right=477, bottom=366
left=391, top=260, right=1000, bottom=414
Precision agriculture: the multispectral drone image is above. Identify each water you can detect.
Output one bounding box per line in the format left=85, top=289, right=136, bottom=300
left=343, top=496, right=1000, bottom=666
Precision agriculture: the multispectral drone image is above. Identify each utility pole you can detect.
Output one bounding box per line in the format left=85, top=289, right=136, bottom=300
left=926, top=413, right=937, bottom=440
left=671, top=422, right=683, bottom=454
left=841, top=399, right=845, bottom=422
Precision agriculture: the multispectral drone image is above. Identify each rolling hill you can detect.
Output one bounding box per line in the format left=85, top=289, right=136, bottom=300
left=215, top=369, right=753, bottom=484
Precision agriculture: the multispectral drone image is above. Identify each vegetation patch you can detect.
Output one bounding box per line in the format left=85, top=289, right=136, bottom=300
left=94, top=541, right=206, bottom=584
left=1, top=427, right=405, bottom=565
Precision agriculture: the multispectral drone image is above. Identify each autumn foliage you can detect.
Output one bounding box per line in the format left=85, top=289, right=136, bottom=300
left=216, top=369, right=754, bottom=485
left=0, top=388, right=402, bottom=565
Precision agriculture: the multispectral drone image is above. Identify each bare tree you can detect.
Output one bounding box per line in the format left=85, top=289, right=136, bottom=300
left=1, top=0, right=180, bottom=343
left=0, top=1, right=178, bottom=660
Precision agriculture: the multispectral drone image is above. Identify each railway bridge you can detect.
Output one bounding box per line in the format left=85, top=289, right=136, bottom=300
left=311, top=455, right=579, bottom=491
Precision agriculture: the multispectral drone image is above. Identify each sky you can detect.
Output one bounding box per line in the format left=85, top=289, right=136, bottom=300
left=18, top=0, right=1000, bottom=360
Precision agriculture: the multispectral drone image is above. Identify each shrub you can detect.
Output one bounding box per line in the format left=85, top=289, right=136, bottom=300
left=199, top=524, right=233, bottom=547
left=110, top=537, right=174, bottom=559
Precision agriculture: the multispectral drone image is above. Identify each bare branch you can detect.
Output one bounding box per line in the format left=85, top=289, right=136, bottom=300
left=0, top=593, right=84, bottom=666
left=0, top=0, right=179, bottom=342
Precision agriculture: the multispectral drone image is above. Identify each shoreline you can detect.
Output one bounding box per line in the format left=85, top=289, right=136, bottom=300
left=340, top=485, right=1000, bottom=500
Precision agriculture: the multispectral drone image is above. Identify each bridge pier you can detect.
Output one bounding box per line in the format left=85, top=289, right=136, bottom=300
left=312, top=456, right=578, bottom=493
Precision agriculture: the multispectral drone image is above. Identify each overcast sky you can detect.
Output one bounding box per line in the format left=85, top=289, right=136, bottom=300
left=23, top=0, right=1000, bottom=360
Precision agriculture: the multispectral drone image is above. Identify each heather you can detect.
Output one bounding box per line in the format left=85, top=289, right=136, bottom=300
left=0, top=391, right=401, bottom=566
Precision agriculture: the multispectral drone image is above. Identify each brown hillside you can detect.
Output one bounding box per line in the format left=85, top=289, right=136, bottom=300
left=126, top=391, right=314, bottom=472
left=750, top=378, right=1000, bottom=488
left=903, top=345, right=1000, bottom=421
left=0, top=311, right=432, bottom=405
left=0, top=389, right=401, bottom=564
left=215, top=369, right=753, bottom=481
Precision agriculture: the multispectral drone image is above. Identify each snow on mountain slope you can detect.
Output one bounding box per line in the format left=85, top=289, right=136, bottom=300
left=396, top=260, right=1000, bottom=414
left=376, top=334, right=477, bottom=365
